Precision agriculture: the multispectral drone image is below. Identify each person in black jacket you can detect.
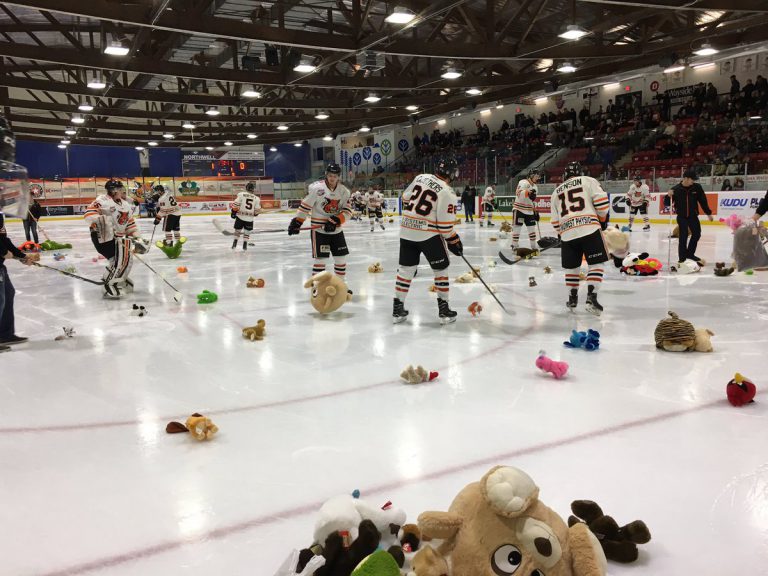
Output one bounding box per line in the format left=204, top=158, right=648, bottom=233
left=460, top=186, right=475, bottom=222
left=667, top=169, right=714, bottom=265
left=22, top=198, right=45, bottom=243
left=752, top=190, right=768, bottom=222
left=0, top=209, right=35, bottom=352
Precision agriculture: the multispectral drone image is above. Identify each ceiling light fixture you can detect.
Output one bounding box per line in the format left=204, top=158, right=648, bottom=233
left=466, top=88, right=482, bottom=96
left=183, top=122, right=195, bottom=130
left=496, top=104, right=504, bottom=109
left=535, top=96, right=548, bottom=104
left=359, top=125, right=371, bottom=132
left=71, top=114, right=85, bottom=124
left=78, top=103, right=94, bottom=112
left=247, top=134, right=258, bottom=139
left=60, top=139, right=70, bottom=145
left=558, top=24, right=588, bottom=40
left=294, top=142, right=302, bottom=147
left=441, top=68, right=462, bottom=80
left=437, top=119, right=446, bottom=126
left=205, top=146, right=214, bottom=150
left=269, top=146, right=278, bottom=152
left=148, top=141, right=158, bottom=146
left=65, top=128, right=76, bottom=135
left=323, top=135, right=333, bottom=141
left=163, top=133, right=174, bottom=139
left=277, top=124, right=289, bottom=131
left=364, top=93, right=382, bottom=103
left=57, top=144, right=67, bottom=149
left=750, top=115, right=763, bottom=120
left=293, top=59, right=317, bottom=73
left=692, top=62, right=715, bottom=70
left=224, top=141, right=233, bottom=146
left=135, top=146, right=144, bottom=150
left=385, top=6, right=416, bottom=24
left=406, top=105, right=419, bottom=111
left=205, top=107, right=220, bottom=116
left=241, top=89, right=261, bottom=98
left=557, top=62, right=577, bottom=73
left=315, top=111, right=330, bottom=120
left=87, top=72, right=106, bottom=89
left=664, top=65, right=685, bottom=73
left=694, top=43, right=718, bottom=56
left=104, top=38, right=129, bottom=56
left=603, top=82, right=621, bottom=89
left=480, top=109, right=491, bottom=116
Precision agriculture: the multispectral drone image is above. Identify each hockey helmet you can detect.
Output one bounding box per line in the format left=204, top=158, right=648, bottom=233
left=527, top=168, right=542, bottom=180
left=105, top=179, right=125, bottom=194
left=153, top=184, right=165, bottom=194
left=326, top=163, right=342, bottom=175
left=563, top=161, right=583, bottom=180
left=435, top=157, right=458, bottom=181
left=245, top=181, right=255, bottom=192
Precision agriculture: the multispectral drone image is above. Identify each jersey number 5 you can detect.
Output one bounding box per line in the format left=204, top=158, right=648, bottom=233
left=557, top=188, right=586, bottom=216
left=244, top=198, right=254, bottom=211
left=404, top=185, right=437, bottom=216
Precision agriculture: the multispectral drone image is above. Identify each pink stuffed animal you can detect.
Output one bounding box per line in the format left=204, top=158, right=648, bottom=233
left=536, top=351, right=569, bottom=379
left=719, top=214, right=744, bottom=232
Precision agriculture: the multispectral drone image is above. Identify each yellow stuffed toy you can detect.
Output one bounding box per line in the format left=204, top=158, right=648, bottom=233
left=242, top=319, right=266, bottom=341
left=246, top=276, right=265, bottom=288
left=304, top=271, right=352, bottom=314
left=368, top=262, right=383, bottom=273
left=165, top=412, right=219, bottom=441
left=455, top=272, right=475, bottom=283
left=413, top=466, right=607, bottom=576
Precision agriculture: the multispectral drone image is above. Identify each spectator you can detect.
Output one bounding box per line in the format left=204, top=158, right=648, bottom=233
left=721, top=178, right=733, bottom=191
left=730, top=75, right=741, bottom=97
left=22, top=198, right=45, bottom=244
left=734, top=177, right=745, bottom=190
left=743, top=78, right=755, bottom=104
left=460, top=186, right=475, bottom=222
left=706, top=82, right=718, bottom=103
left=501, top=119, right=510, bottom=131
left=663, top=121, right=677, bottom=137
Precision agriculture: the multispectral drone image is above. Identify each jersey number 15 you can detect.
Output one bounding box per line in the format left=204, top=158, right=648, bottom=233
left=557, top=187, right=585, bottom=216
left=404, top=185, right=438, bottom=216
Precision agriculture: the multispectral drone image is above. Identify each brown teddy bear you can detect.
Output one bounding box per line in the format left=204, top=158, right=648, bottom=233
left=367, top=262, right=383, bottom=273
left=304, top=271, right=352, bottom=314
left=568, top=500, right=651, bottom=564
left=713, top=262, right=735, bottom=277
left=693, top=328, right=714, bottom=352
left=165, top=413, right=219, bottom=441
left=412, top=465, right=607, bottom=576
left=247, top=276, right=265, bottom=288
left=242, top=319, right=266, bottom=341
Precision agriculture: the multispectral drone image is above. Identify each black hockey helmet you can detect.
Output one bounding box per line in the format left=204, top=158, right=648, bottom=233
left=563, top=161, right=583, bottom=180
left=326, top=163, right=342, bottom=175
left=105, top=179, right=125, bottom=194
left=633, top=174, right=642, bottom=183
left=435, top=157, right=458, bottom=181
left=0, top=115, right=16, bottom=163
left=527, top=168, right=541, bottom=180
left=153, top=184, right=165, bottom=194
left=245, top=181, right=255, bottom=192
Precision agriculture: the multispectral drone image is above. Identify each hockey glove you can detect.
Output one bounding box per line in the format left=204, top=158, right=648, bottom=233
left=446, top=234, right=463, bottom=256
left=132, top=238, right=149, bottom=254
left=600, top=219, right=608, bottom=231
left=153, top=218, right=161, bottom=226
left=324, top=215, right=342, bottom=233
left=287, top=218, right=303, bottom=236
left=529, top=190, right=537, bottom=202
left=230, top=210, right=237, bottom=220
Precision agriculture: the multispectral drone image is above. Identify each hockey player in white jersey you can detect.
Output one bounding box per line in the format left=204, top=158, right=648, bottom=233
left=288, top=163, right=353, bottom=282
left=626, top=176, right=651, bottom=231
left=550, top=162, right=610, bottom=316
left=394, top=158, right=462, bottom=325
left=365, top=189, right=386, bottom=232
left=480, top=183, right=496, bottom=227
left=84, top=179, right=146, bottom=299
left=152, top=184, right=183, bottom=246
left=511, top=169, right=541, bottom=249
left=350, top=190, right=365, bottom=221
left=230, top=182, right=262, bottom=250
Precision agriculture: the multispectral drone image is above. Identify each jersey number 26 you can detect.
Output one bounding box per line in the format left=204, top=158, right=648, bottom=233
left=404, top=185, right=438, bottom=216
left=557, top=187, right=585, bottom=216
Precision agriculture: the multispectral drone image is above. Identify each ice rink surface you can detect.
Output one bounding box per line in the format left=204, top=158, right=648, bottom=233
left=2, top=213, right=767, bottom=575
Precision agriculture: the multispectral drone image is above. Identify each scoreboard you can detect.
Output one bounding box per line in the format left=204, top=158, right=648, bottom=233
left=182, top=150, right=265, bottom=177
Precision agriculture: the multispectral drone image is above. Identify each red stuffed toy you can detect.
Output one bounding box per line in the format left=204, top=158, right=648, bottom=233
left=726, top=373, right=756, bottom=407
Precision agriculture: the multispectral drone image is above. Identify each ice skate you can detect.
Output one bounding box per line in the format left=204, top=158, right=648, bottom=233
left=566, top=288, right=578, bottom=313
left=437, top=298, right=457, bottom=325
left=585, top=286, right=603, bottom=316
left=392, top=298, right=409, bottom=324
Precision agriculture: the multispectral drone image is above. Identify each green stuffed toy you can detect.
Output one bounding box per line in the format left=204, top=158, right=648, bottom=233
left=40, top=240, right=72, bottom=251
left=196, top=290, right=218, bottom=304
left=351, top=550, right=400, bottom=576
left=156, top=237, right=187, bottom=259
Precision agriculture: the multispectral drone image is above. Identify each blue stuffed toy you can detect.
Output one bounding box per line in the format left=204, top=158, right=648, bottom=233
left=563, top=329, right=600, bottom=351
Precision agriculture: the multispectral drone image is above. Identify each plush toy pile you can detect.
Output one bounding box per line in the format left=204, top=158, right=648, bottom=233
left=165, top=413, right=219, bottom=441
left=620, top=253, right=662, bottom=276
left=564, top=329, right=600, bottom=351
left=568, top=500, right=651, bottom=563
left=242, top=320, right=266, bottom=341
left=400, top=365, right=438, bottom=384
left=177, top=266, right=188, bottom=273
left=604, top=226, right=630, bottom=267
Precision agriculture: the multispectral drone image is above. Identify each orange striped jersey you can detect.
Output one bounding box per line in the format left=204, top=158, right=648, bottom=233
left=231, top=191, right=261, bottom=222
left=550, top=176, right=609, bottom=242
left=513, top=178, right=537, bottom=214
left=84, top=194, right=137, bottom=238
left=156, top=190, right=182, bottom=217
left=295, top=179, right=352, bottom=235
left=400, top=174, right=457, bottom=242
left=365, top=190, right=383, bottom=209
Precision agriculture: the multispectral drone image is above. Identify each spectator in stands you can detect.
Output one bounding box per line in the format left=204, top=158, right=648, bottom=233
left=606, top=99, right=615, bottom=115
left=743, top=79, right=755, bottom=105
left=734, top=177, right=745, bottom=190
left=721, top=178, right=733, bottom=191
left=501, top=119, right=510, bottom=132
left=756, top=75, right=768, bottom=94
left=730, top=75, right=741, bottom=97
left=663, top=121, right=677, bottom=137
left=413, top=134, right=421, bottom=149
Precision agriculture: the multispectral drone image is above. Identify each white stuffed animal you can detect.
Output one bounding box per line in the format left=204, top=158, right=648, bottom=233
left=313, top=493, right=408, bottom=548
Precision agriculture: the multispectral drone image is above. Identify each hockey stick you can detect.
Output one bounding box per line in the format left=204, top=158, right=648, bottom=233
left=498, top=241, right=559, bottom=266
left=459, top=253, right=511, bottom=315
left=33, top=262, right=104, bottom=285
left=133, top=253, right=183, bottom=303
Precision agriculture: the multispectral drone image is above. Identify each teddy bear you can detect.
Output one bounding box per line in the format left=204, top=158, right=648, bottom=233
left=719, top=213, right=744, bottom=232
left=247, top=276, right=266, bottom=287
left=563, top=329, right=600, bottom=351
left=654, top=311, right=696, bottom=351
left=515, top=247, right=539, bottom=259
left=400, top=365, right=439, bottom=384
left=165, top=412, right=219, bottom=441
left=603, top=225, right=629, bottom=268
left=367, top=262, right=383, bottom=273
left=455, top=272, right=475, bottom=283
left=713, top=262, right=735, bottom=276
left=693, top=328, right=714, bottom=352
left=304, top=271, right=352, bottom=314
left=313, top=494, right=408, bottom=549
left=242, top=319, right=266, bottom=341
left=500, top=221, right=512, bottom=233
left=567, top=500, right=651, bottom=563
left=411, top=465, right=607, bottom=576
left=620, top=253, right=661, bottom=276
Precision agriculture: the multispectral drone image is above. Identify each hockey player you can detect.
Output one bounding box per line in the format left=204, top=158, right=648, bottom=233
left=480, top=183, right=496, bottom=227
left=394, top=158, right=462, bottom=325
left=84, top=179, right=146, bottom=299
left=288, top=163, right=352, bottom=282
left=626, top=176, right=651, bottom=231
left=152, top=184, right=183, bottom=246
left=230, top=182, right=261, bottom=250
left=511, top=169, right=541, bottom=249
left=365, top=188, right=386, bottom=232
left=550, top=162, right=610, bottom=316
left=350, top=190, right=365, bottom=221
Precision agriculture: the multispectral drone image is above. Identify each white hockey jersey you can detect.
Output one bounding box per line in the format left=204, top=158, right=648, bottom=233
left=483, top=186, right=495, bottom=207
left=156, top=189, right=182, bottom=217
left=296, top=179, right=352, bottom=235
left=231, top=191, right=262, bottom=222
left=513, top=179, right=537, bottom=214
left=365, top=190, right=383, bottom=209
left=400, top=174, right=457, bottom=242
left=84, top=194, right=138, bottom=241
left=550, top=176, right=610, bottom=242
left=626, top=183, right=651, bottom=207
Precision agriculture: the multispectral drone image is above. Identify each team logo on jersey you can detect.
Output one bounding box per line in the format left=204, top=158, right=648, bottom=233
left=322, top=198, right=341, bottom=214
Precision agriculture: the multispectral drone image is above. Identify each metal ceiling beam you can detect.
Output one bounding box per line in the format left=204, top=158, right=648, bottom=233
left=577, top=0, right=768, bottom=11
